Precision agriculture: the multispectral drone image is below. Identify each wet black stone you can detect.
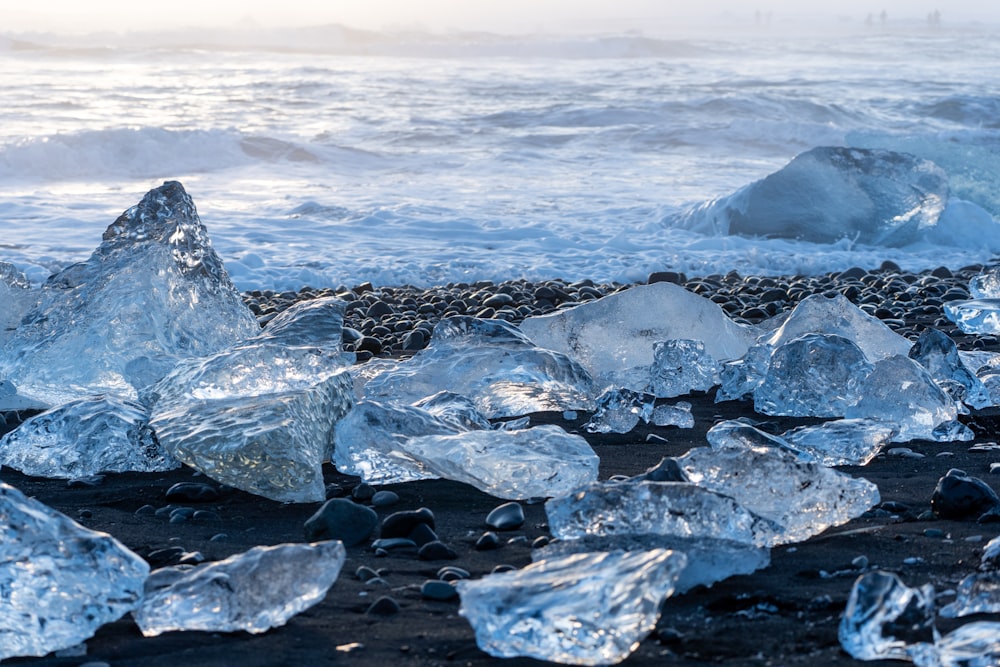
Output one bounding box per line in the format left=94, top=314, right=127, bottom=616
left=401, top=329, right=427, bottom=351
left=483, top=293, right=515, bottom=308
left=192, top=510, right=221, bottom=522
left=169, top=507, right=195, bottom=523
left=485, top=502, right=525, bottom=531
left=356, top=565, right=380, bottom=582
left=356, top=336, right=383, bottom=355
left=366, top=301, right=394, bottom=318
left=352, top=483, right=377, bottom=502
left=475, top=531, right=501, bottom=551
left=407, top=522, right=440, bottom=547
left=421, top=580, right=458, bottom=601
left=418, top=540, right=458, bottom=561
left=165, top=482, right=219, bottom=503
left=436, top=566, right=470, bottom=581
left=638, top=457, right=687, bottom=482
left=67, top=475, right=105, bottom=488
left=531, top=536, right=550, bottom=549
left=366, top=596, right=401, bottom=616
left=931, top=469, right=1000, bottom=520
left=758, top=288, right=787, bottom=303
left=371, top=490, right=399, bottom=507
left=371, top=538, right=418, bottom=551
left=647, top=271, right=686, bottom=285
left=304, top=498, right=378, bottom=546
left=134, top=504, right=157, bottom=517
left=380, top=507, right=436, bottom=538
left=146, top=546, right=186, bottom=566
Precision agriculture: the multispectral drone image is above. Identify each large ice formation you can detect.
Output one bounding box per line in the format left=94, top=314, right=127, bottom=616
left=518, top=282, right=756, bottom=390
left=457, top=549, right=687, bottom=666
left=133, top=541, right=346, bottom=636
left=0, top=394, right=178, bottom=478
left=363, top=316, right=595, bottom=418
left=0, top=182, right=259, bottom=405
left=0, top=482, right=149, bottom=660
left=674, top=146, right=950, bottom=246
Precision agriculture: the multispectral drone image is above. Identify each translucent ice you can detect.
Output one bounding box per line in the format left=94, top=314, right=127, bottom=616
left=845, top=355, right=973, bottom=443
left=0, top=481, right=149, bottom=660
left=457, top=549, right=687, bottom=666
left=133, top=541, right=346, bottom=636
left=545, top=480, right=783, bottom=548
left=518, top=282, right=757, bottom=389
left=970, top=265, right=1000, bottom=299
left=647, top=339, right=720, bottom=398
left=583, top=387, right=655, bottom=434
left=753, top=333, right=873, bottom=417
left=839, top=570, right=936, bottom=661
left=945, top=298, right=1000, bottom=335
left=921, top=621, right=1000, bottom=667
left=0, top=182, right=259, bottom=405
left=363, top=316, right=595, bottom=418
left=401, top=424, right=600, bottom=500
left=0, top=261, right=32, bottom=349
left=0, top=394, right=179, bottom=478
left=909, top=328, right=990, bottom=408
left=676, top=146, right=950, bottom=246
left=686, top=421, right=881, bottom=543
left=651, top=401, right=695, bottom=428
left=940, top=572, right=1000, bottom=618
left=781, top=419, right=895, bottom=466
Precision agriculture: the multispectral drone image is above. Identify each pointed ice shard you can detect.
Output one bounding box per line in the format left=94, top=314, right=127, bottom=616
left=545, top=480, right=783, bottom=548
left=0, top=182, right=259, bottom=405
left=363, top=316, right=595, bottom=418
left=0, top=394, right=179, bottom=478
left=518, top=282, right=757, bottom=390
left=909, top=328, right=990, bottom=408
left=133, top=541, right=346, bottom=636
left=945, top=298, right=1000, bottom=335
left=400, top=424, right=599, bottom=500
left=839, top=570, right=936, bottom=662
left=781, top=419, right=895, bottom=466
left=754, top=332, right=873, bottom=417
left=845, top=355, right=973, bottom=443
left=646, top=339, right=720, bottom=398
left=583, top=387, right=655, bottom=434
left=331, top=398, right=487, bottom=484
left=970, top=265, right=1000, bottom=299
left=684, top=421, right=880, bottom=543
left=0, top=482, right=149, bottom=660
left=457, top=549, right=687, bottom=666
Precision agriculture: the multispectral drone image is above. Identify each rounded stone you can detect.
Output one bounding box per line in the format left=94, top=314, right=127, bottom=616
left=351, top=483, right=376, bottom=502
left=366, top=595, right=401, bottom=616
left=401, top=329, right=427, bottom=351
left=380, top=507, right=436, bottom=538
left=486, top=501, right=525, bottom=531
left=436, top=566, right=470, bottom=581
left=931, top=469, right=1000, bottom=520
left=406, top=522, right=439, bottom=547
left=421, top=580, right=458, bottom=601
left=165, top=482, right=220, bottom=503
left=475, top=531, right=501, bottom=551
left=371, top=490, right=400, bottom=507
left=417, top=540, right=458, bottom=561
left=303, top=498, right=378, bottom=546
left=355, top=565, right=380, bottom=582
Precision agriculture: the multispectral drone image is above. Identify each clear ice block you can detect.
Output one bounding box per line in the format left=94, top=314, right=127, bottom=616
left=839, top=570, right=937, bottom=662
left=651, top=401, right=695, bottom=428
left=0, top=394, right=179, bottom=478
left=910, top=328, right=990, bottom=408
left=0, top=482, right=149, bottom=660
left=133, top=541, right=346, bottom=636
left=970, top=265, right=1000, bottom=299
left=0, top=182, right=259, bottom=405
left=0, top=261, right=32, bottom=349
left=646, top=339, right=720, bottom=398
left=583, top=387, right=655, bottom=434
left=457, top=549, right=687, bottom=666
left=946, top=298, right=1000, bottom=335
left=781, top=418, right=895, bottom=467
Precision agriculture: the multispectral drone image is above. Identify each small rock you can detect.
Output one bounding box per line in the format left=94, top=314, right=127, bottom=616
left=380, top=507, right=436, bottom=538
left=165, top=482, right=220, bottom=502
left=491, top=564, right=516, bottom=574
left=325, top=482, right=349, bottom=498
left=67, top=474, right=105, bottom=488
left=990, top=462, right=1000, bottom=475
left=371, top=490, right=399, bottom=507
left=436, top=566, right=470, bottom=581
left=209, top=533, right=228, bottom=542
left=304, top=498, right=379, bottom=546
left=192, top=510, right=221, bottom=522
left=366, top=596, right=401, bottom=616
left=355, top=565, right=380, bottom=582
left=352, top=483, right=376, bottom=502
left=77, top=509, right=93, bottom=519
left=178, top=550, right=205, bottom=565
left=146, top=546, right=185, bottom=566
left=486, top=501, right=525, bottom=531
left=421, top=580, right=458, bottom=601
left=531, top=536, right=550, bottom=549
left=923, top=528, right=946, bottom=538
left=134, top=504, right=156, bottom=517
left=407, top=522, right=439, bottom=547
left=418, top=540, right=458, bottom=561
left=931, top=468, right=1000, bottom=520
left=475, top=531, right=501, bottom=551
left=371, top=537, right=417, bottom=551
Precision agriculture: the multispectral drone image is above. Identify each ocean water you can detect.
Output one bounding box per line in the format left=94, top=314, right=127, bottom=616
left=2, top=23, right=999, bottom=291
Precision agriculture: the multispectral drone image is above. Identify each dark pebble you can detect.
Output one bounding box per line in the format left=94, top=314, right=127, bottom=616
left=380, top=507, right=436, bottom=538
left=78, top=509, right=93, bottom=519
left=355, top=565, right=381, bottom=582
left=169, top=507, right=196, bottom=522
left=421, top=580, right=458, bottom=601
left=355, top=336, right=382, bottom=355
left=134, top=504, right=157, bottom=517
left=165, top=482, right=220, bottom=503
left=365, top=301, right=394, bottom=318
left=407, top=522, right=440, bottom=547
left=647, top=271, right=686, bottom=285
left=436, top=566, right=470, bottom=581
left=325, top=483, right=349, bottom=498
left=366, top=596, right=401, bottom=616
left=486, top=501, right=525, bottom=531
left=304, top=498, right=379, bottom=546
left=492, top=564, right=517, bottom=574
left=475, top=531, right=501, bottom=551
left=371, top=490, right=400, bottom=507
left=931, top=469, right=1000, bottom=520
left=146, top=546, right=186, bottom=566
left=67, top=475, right=105, bottom=488
left=371, top=537, right=418, bottom=551
left=352, top=483, right=376, bottom=502
left=417, top=540, right=458, bottom=561
left=531, top=536, right=550, bottom=549
left=178, top=551, right=205, bottom=565
left=401, top=329, right=427, bottom=351
left=192, top=510, right=222, bottom=522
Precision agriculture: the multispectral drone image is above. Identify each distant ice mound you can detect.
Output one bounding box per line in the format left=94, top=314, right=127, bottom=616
left=675, top=146, right=951, bottom=246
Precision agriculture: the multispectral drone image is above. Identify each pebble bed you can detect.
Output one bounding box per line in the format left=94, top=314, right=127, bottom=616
left=241, top=261, right=1000, bottom=361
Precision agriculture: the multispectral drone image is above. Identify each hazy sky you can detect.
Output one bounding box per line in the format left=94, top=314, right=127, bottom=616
left=3, top=0, right=998, bottom=34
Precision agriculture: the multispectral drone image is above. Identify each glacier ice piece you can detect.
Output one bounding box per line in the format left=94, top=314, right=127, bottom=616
left=534, top=535, right=769, bottom=594
left=545, top=480, right=783, bottom=548
left=0, top=481, right=149, bottom=660
left=151, top=370, right=354, bottom=503
left=687, top=421, right=880, bottom=543
left=133, top=541, right=346, bottom=636
left=332, top=398, right=487, bottom=484
left=970, top=265, right=1000, bottom=299
left=716, top=342, right=774, bottom=402
left=363, top=316, right=595, bottom=418
left=0, top=394, right=179, bottom=478
left=518, top=282, right=757, bottom=389
left=651, top=401, right=695, bottom=428
left=401, top=424, right=600, bottom=500
left=909, top=328, right=990, bottom=408
left=647, top=339, right=720, bottom=398
left=945, top=298, right=1000, bottom=335
left=839, top=570, right=936, bottom=662
left=918, top=621, right=1000, bottom=667
left=0, top=261, right=32, bottom=349
left=940, top=571, right=1000, bottom=618
left=583, top=387, right=654, bottom=434
left=675, top=146, right=950, bottom=246
left=0, top=182, right=259, bottom=405
left=457, top=549, right=687, bottom=666
left=845, top=355, right=973, bottom=443
left=781, top=419, right=895, bottom=467
left=754, top=332, right=873, bottom=417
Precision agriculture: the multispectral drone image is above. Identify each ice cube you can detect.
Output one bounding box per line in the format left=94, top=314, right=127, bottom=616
left=647, top=339, right=720, bottom=398
left=945, top=298, right=1000, bottom=335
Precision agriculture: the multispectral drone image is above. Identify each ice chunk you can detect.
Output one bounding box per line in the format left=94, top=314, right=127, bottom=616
left=684, top=421, right=880, bottom=543
left=332, top=398, right=487, bottom=484
left=651, top=401, right=695, bottom=428
left=0, top=481, right=149, bottom=660
left=945, top=298, right=1000, bottom=335
left=401, top=424, right=599, bottom=500
left=363, top=316, right=595, bottom=418
left=518, top=282, right=757, bottom=390
left=133, top=541, right=345, bottom=636
left=0, top=182, right=259, bottom=405
left=909, top=328, right=990, bottom=408
left=839, top=570, right=936, bottom=662
left=970, top=265, right=1000, bottom=298
left=534, top=535, right=769, bottom=594
left=716, top=342, right=773, bottom=402
left=457, top=549, right=687, bottom=666
left=0, top=261, right=32, bottom=349
left=647, top=339, right=720, bottom=398
left=546, top=480, right=783, bottom=548
left=921, top=621, right=1000, bottom=667
left=0, top=394, right=179, bottom=478
left=754, top=333, right=873, bottom=417
left=781, top=419, right=895, bottom=466
left=151, top=370, right=354, bottom=503
left=583, top=387, right=654, bottom=434
left=940, top=572, right=1000, bottom=618
left=845, top=355, right=973, bottom=443
left=675, top=146, right=950, bottom=246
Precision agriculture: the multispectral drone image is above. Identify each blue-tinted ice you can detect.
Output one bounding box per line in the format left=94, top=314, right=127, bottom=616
left=945, top=298, right=1000, bottom=335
